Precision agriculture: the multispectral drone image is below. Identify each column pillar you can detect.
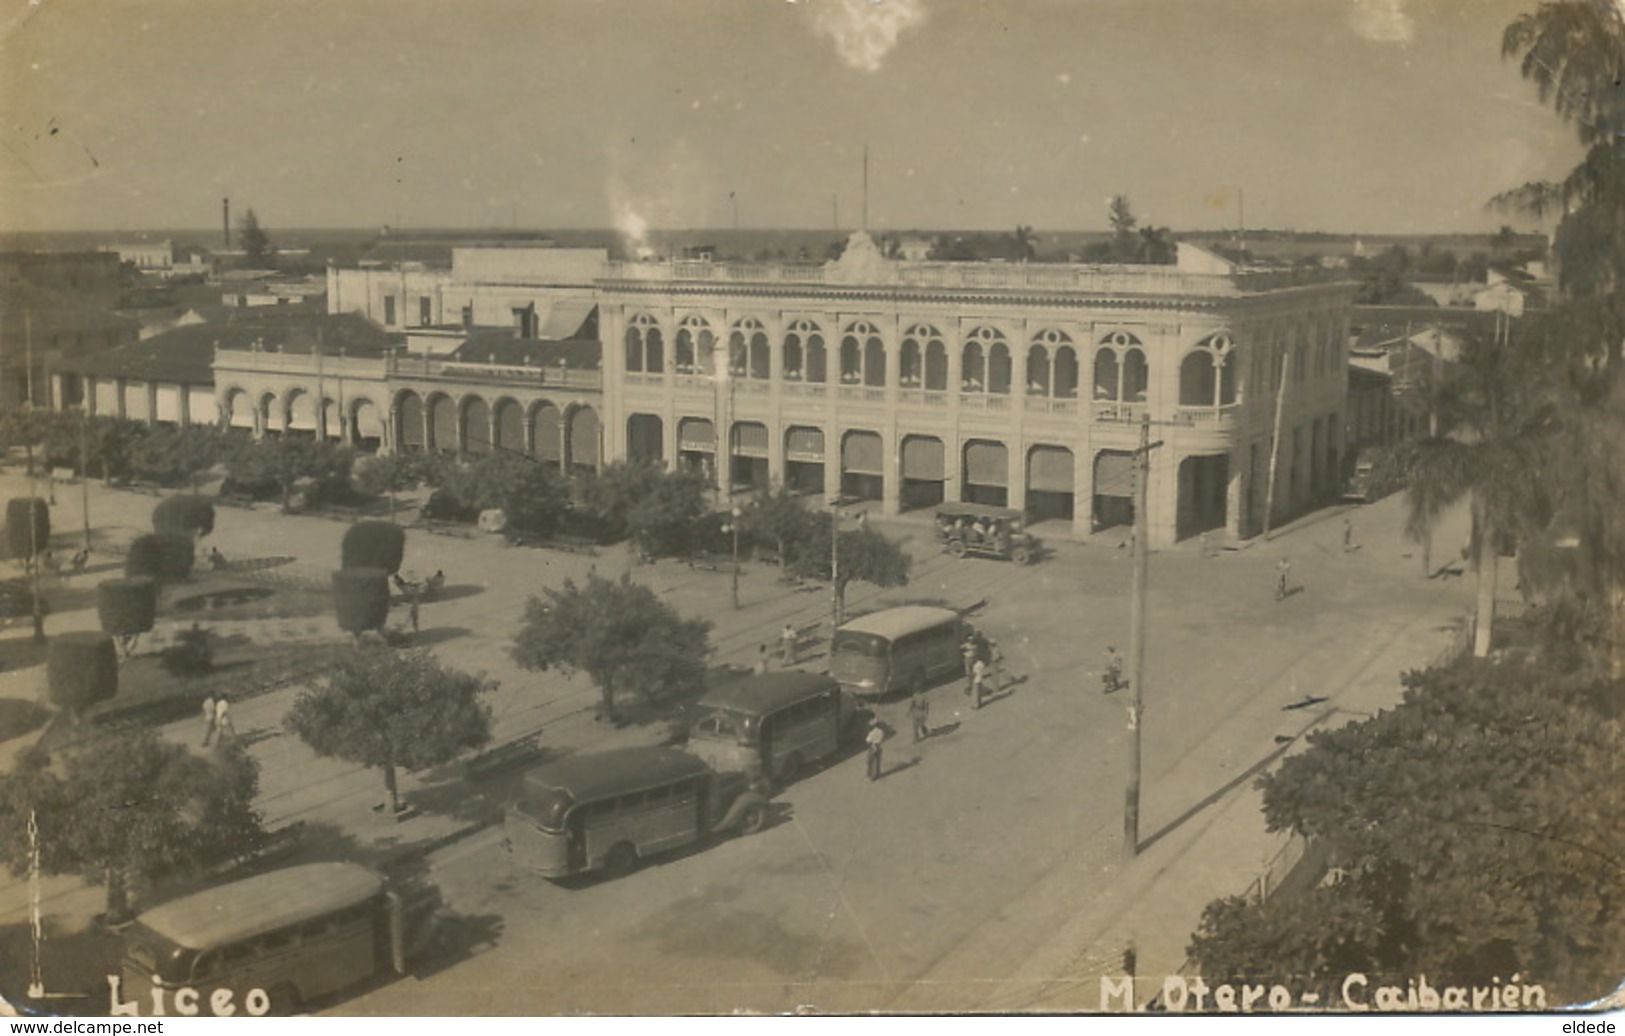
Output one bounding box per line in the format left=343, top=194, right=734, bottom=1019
left=178, top=382, right=191, bottom=428
left=824, top=425, right=841, bottom=502
left=944, top=432, right=963, bottom=504
left=1072, top=443, right=1093, bottom=538
left=881, top=427, right=900, bottom=518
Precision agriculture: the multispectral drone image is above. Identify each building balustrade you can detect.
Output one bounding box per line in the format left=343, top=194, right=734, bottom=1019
left=383, top=353, right=602, bottom=390
left=1023, top=396, right=1080, bottom=415
left=1093, top=401, right=1147, bottom=423
left=783, top=382, right=828, bottom=398
left=603, top=258, right=1329, bottom=296
left=214, top=348, right=385, bottom=378
left=1170, top=405, right=1242, bottom=429
left=837, top=386, right=887, bottom=403
left=959, top=393, right=1011, bottom=410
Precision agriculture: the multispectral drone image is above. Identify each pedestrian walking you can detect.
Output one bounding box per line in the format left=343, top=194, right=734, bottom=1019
left=1343, top=518, right=1358, bottom=553
left=754, top=643, right=771, bottom=675
left=971, top=657, right=989, bottom=709
left=214, top=696, right=235, bottom=744
left=961, top=634, right=980, bottom=681
left=1275, top=557, right=1292, bottom=601
left=908, top=691, right=930, bottom=742
left=986, top=638, right=1005, bottom=695
left=1103, top=645, right=1124, bottom=694
left=408, top=597, right=420, bottom=633
left=865, top=719, right=886, bottom=780
left=779, top=623, right=799, bottom=665
left=200, top=694, right=217, bottom=747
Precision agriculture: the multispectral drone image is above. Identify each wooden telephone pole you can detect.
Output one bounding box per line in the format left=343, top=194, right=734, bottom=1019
left=1124, top=414, right=1162, bottom=856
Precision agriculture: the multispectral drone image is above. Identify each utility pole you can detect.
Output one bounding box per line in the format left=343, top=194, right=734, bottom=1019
left=23, top=312, right=46, bottom=644
left=830, top=501, right=842, bottom=630
left=78, top=408, right=91, bottom=551
left=1261, top=347, right=1291, bottom=539
left=1124, top=414, right=1161, bottom=857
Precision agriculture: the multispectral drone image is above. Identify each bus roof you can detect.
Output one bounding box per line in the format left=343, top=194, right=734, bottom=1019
left=136, top=862, right=384, bottom=950
left=520, top=746, right=711, bottom=804
left=837, top=605, right=960, bottom=641
left=698, top=670, right=839, bottom=716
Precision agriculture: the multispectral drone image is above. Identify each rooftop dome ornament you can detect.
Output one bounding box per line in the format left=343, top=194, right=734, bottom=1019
left=824, top=231, right=893, bottom=285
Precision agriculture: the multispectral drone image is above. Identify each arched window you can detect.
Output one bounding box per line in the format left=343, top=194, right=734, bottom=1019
left=1054, top=346, right=1079, bottom=399
left=750, top=331, right=769, bottom=379
left=626, top=313, right=661, bottom=374
left=1181, top=332, right=1236, bottom=406
left=675, top=329, right=695, bottom=371
left=625, top=326, right=643, bottom=373
left=1094, top=349, right=1119, bottom=400
left=783, top=319, right=822, bottom=382
left=987, top=342, right=1011, bottom=394
left=676, top=315, right=712, bottom=375
left=807, top=332, right=827, bottom=383
left=1027, top=345, right=1050, bottom=395
left=961, top=327, right=1005, bottom=393
left=962, top=342, right=985, bottom=391
left=842, top=320, right=883, bottom=386
left=1028, top=330, right=1071, bottom=397
left=925, top=339, right=947, bottom=390
left=1123, top=349, right=1149, bottom=401
left=901, top=338, right=923, bottom=386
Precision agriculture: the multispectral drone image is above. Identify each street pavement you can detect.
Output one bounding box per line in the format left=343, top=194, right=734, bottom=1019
left=0, top=464, right=1500, bottom=1014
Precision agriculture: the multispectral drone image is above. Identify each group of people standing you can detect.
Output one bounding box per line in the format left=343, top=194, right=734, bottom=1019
left=870, top=630, right=1007, bottom=782
left=200, top=694, right=235, bottom=747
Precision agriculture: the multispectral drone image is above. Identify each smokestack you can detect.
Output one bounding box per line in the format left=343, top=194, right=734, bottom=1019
left=223, top=198, right=231, bottom=249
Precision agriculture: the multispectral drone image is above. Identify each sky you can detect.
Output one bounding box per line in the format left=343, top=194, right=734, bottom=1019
left=0, top=0, right=1586, bottom=236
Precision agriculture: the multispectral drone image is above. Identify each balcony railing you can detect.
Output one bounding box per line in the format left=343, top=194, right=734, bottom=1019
left=601, top=259, right=1335, bottom=296
left=837, top=385, right=887, bottom=403
left=1023, top=396, right=1081, bottom=415
left=1093, top=401, right=1147, bottom=423
left=385, top=353, right=602, bottom=390
left=1170, top=405, right=1242, bottom=430
left=959, top=393, right=1011, bottom=410
left=783, top=382, right=828, bottom=398
left=214, top=349, right=386, bottom=378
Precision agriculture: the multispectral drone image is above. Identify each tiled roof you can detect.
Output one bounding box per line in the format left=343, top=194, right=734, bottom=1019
left=58, top=312, right=403, bottom=382
left=449, top=332, right=601, bottom=370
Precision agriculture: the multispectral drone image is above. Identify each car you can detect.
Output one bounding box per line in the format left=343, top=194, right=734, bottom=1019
left=932, top=503, right=1040, bottom=564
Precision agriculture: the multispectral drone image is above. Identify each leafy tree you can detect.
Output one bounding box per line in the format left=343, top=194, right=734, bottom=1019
left=1137, top=225, right=1176, bottom=265
left=1108, top=195, right=1138, bottom=259
left=351, top=451, right=440, bottom=518
left=441, top=451, right=571, bottom=536
left=1007, top=225, right=1037, bottom=262
left=97, top=577, right=157, bottom=658
left=0, top=732, right=263, bottom=919
left=284, top=647, right=493, bottom=814
left=573, top=461, right=709, bottom=557
left=1399, top=332, right=1556, bottom=656
left=511, top=572, right=711, bottom=723
left=739, top=487, right=820, bottom=573
left=331, top=568, right=391, bottom=638
left=341, top=520, right=406, bottom=574
left=1189, top=657, right=1624, bottom=1006
left=127, top=426, right=226, bottom=488
left=151, top=495, right=216, bottom=540
left=238, top=208, right=275, bottom=267
left=225, top=437, right=353, bottom=510
left=790, top=517, right=912, bottom=625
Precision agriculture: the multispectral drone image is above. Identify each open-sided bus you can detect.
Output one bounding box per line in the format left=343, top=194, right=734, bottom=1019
left=933, top=503, right=1040, bottom=564
left=504, top=746, right=769, bottom=879
left=119, top=862, right=437, bottom=1016
left=829, top=605, right=966, bottom=700
left=686, top=671, right=856, bottom=784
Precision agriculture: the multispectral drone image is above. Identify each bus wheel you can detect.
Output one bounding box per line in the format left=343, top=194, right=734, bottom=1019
left=779, top=752, right=803, bottom=783
left=605, top=842, right=639, bottom=878
left=267, top=983, right=302, bottom=1016
left=947, top=539, right=967, bottom=558
left=739, top=802, right=767, bottom=835
left=1012, top=545, right=1032, bottom=565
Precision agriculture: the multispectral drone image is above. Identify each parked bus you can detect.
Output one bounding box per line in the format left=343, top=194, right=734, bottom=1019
left=119, top=862, right=437, bottom=1016
left=504, top=746, right=769, bottom=880
left=686, top=671, right=856, bottom=783
left=829, top=605, right=966, bottom=700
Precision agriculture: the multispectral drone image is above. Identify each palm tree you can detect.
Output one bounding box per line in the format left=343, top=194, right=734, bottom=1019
left=1494, top=0, right=1625, bottom=309
left=1009, top=225, right=1037, bottom=262
left=1401, top=331, right=1556, bottom=657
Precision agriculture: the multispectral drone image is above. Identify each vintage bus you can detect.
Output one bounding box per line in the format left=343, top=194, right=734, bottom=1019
left=119, top=862, right=437, bottom=1016
left=504, top=746, right=769, bottom=880
left=686, top=671, right=855, bottom=783
left=829, top=605, right=966, bottom=700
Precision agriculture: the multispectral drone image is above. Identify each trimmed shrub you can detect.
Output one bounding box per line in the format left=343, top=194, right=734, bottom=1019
left=47, top=632, right=118, bottom=712
left=341, top=521, right=406, bottom=574
left=5, top=498, right=50, bottom=560
left=160, top=624, right=214, bottom=677
left=97, top=578, right=157, bottom=641
left=152, top=495, right=216, bottom=539
left=332, top=567, right=390, bottom=636
left=126, top=533, right=195, bottom=582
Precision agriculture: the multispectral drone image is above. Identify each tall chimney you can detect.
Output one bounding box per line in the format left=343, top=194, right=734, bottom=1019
left=223, top=198, right=231, bottom=249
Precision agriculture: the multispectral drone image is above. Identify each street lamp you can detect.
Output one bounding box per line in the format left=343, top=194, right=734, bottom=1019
left=726, top=504, right=743, bottom=610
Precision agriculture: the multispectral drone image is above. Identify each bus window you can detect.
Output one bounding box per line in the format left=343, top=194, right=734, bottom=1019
left=832, top=632, right=885, bottom=657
